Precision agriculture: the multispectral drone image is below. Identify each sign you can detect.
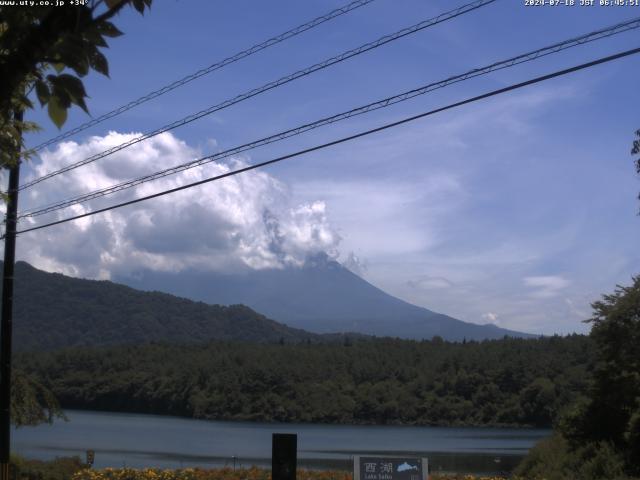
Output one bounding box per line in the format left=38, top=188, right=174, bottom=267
left=354, top=456, right=428, bottom=480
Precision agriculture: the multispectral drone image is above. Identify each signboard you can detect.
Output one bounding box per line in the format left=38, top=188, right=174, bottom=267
left=354, top=456, right=428, bottom=480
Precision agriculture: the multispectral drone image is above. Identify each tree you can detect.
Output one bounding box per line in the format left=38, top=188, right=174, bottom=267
left=634, top=129, right=640, bottom=209
left=562, top=276, right=640, bottom=476
left=11, top=370, right=65, bottom=427
left=0, top=0, right=153, bottom=428
left=0, top=0, right=153, bottom=170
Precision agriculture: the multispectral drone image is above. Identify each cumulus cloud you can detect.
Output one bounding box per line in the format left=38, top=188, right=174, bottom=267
left=17, top=131, right=341, bottom=278
left=523, top=275, right=570, bottom=299
left=481, top=312, right=500, bottom=325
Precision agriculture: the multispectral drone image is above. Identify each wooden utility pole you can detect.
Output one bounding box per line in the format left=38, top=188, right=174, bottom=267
left=0, top=109, right=23, bottom=480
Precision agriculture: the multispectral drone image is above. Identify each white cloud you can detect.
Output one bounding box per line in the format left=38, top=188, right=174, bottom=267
left=523, top=275, right=571, bottom=298
left=481, top=312, right=500, bottom=325
left=292, top=175, right=464, bottom=257
left=17, top=132, right=341, bottom=278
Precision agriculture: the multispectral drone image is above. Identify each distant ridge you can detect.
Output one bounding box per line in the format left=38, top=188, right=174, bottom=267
left=117, top=253, right=534, bottom=341
left=4, top=261, right=324, bottom=351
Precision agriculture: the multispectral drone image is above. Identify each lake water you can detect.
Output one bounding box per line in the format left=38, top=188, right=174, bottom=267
left=13, top=410, right=550, bottom=475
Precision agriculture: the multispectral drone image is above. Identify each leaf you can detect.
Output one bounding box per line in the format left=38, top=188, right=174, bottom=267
left=105, top=0, right=126, bottom=7
left=96, top=21, right=123, bottom=38
left=34, top=79, right=51, bottom=106
left=48, top=74, right=89, bottom=114
left=133, top=0, right=149, bottom=15
left=55, top=74, right=88, bottom=101
left=56, top=41, right=90, bottom=76
left=22, top=121, right=41, bottom=133
left=67, top=57, right=90, bottom=77
left=51, top=86, right=72, bottom=110
left=75, top=4, right=93, bottom=28
left=85, top=28, right=109, bottom=48
left=88, top=49, right=109, bottom=77
left=132, top=0, right=145, bottom=13
left=48, top=96, right=68, bottom=129
left=19, top=95, right=33, bottom=110
left=74, top=95, right=90, bottom=115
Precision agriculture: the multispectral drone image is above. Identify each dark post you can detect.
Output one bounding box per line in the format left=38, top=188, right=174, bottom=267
left=0, top=110, right=22, bottom=480
left=272, top=433, right=297, bottom=480
left=86, top=450, right=95, bottom=468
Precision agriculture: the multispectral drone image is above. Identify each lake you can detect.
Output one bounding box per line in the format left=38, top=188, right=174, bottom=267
left=13, top=410, right=550, bottom=475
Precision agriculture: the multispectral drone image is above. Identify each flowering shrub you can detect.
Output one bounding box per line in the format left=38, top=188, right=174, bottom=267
left=71, top=468, right=505, bottom=480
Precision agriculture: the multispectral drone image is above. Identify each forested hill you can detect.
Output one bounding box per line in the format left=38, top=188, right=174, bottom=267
left=21, top=335, right=594, bottom=428
left=6, top=261, right=323, bottom=351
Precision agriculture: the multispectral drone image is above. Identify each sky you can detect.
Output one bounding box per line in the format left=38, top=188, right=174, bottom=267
left=6, top=0, right=640, bottom=335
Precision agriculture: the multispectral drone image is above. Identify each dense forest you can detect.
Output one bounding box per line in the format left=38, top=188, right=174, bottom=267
left=19, top=335, right=593, bottom=428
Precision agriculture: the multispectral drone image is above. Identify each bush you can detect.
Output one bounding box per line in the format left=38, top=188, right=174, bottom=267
left=513, top=435, right=573, bottom=480
left=513, top=434, right=633, bottom=480
left=10, top=455, right=88, bottom=480
left=70, top=468, right=506, bottom=480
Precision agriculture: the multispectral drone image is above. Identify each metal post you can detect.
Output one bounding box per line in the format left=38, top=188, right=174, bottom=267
left=0, top=110, right=22, bottom=480
left=272, top=433, right=297, bottom=480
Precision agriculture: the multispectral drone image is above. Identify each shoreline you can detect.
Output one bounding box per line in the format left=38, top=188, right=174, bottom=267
left=49, top=408, right=553, bottom=431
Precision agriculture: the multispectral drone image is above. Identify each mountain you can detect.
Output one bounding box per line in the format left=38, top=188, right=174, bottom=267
left=6, top=261, right=323, bottom=351
left=116, top=253, right=534, bottom=341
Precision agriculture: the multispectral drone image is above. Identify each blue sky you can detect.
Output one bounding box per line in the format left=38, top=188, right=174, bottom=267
left=12, top=0, right=640, bottom=335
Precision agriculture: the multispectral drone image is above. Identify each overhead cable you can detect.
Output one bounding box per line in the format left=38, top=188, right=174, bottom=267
left=20, top=0, right=497, bottom=191
left=28, top=0, right=378, bottom=153
left=18, top=16, right=640, bottom=219
left=12, top=46, right=640, bottom=237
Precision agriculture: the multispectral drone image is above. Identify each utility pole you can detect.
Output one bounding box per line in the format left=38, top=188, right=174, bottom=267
left=0, top=109, right=23, bottom=480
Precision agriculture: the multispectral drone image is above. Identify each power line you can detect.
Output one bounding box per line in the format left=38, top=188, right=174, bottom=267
left=18, top=16, right=640, bottom=219
left=19, top=0, right=497, bottom=191
left=28, top=0, right=378, bottom=153
left=12, top=46, right=640, bottom=238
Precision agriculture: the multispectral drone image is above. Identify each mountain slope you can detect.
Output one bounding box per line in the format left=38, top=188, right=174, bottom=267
left=6, top=261, right=321, bottom=351
left=116, top=254, right=533, bottom=341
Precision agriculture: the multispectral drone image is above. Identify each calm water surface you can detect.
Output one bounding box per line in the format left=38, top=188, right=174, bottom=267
left=13, top=410, right=550, bottom=475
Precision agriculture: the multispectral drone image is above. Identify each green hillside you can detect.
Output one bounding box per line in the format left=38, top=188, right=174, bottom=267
left=6, top=261, right=320, bottom=350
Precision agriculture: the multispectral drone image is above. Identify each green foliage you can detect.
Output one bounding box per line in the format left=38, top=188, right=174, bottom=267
left=519, top=276, right=640, bottom=478
left=513, top=435, right=630, bottom=480
left=0, top=0, right=152, bottom=168
left=560, top=276, right=640, bottom=475
left=576, top=441, right=628, bottom=480
left=19, top=335, right=593, bottom=428
left=627, top=408, right=640, bottom=468
left=11, top=369, right=66, bottom=427
left=634, top=129, right=640, bottom=209
left=10, top=455, right=87, bottom=480
left=513, top=435, right=573, bottom=480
